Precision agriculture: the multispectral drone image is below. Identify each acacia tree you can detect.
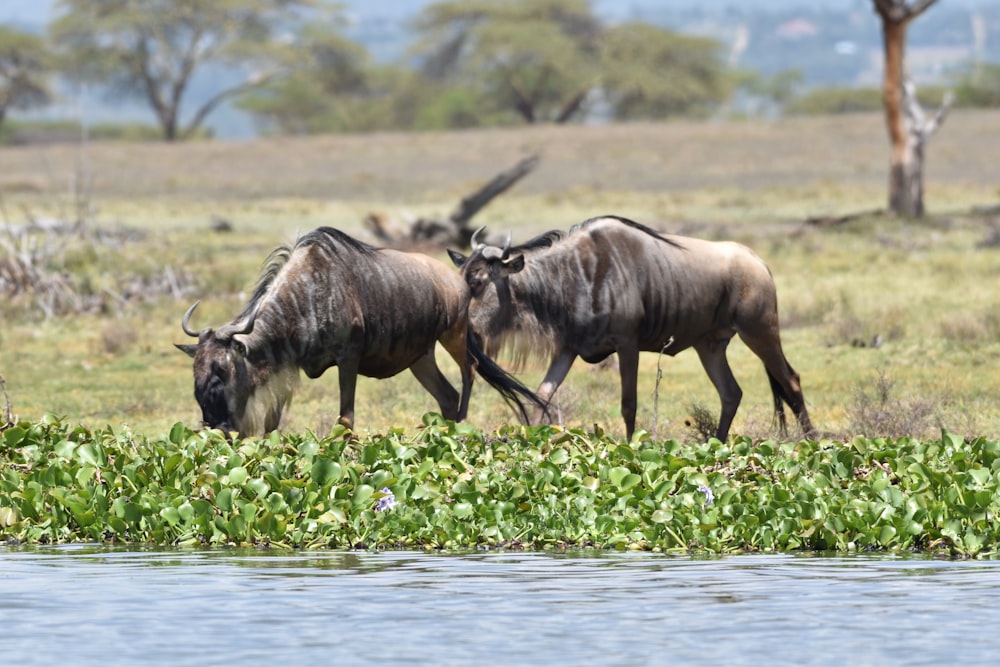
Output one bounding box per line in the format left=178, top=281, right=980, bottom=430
left=237, top=25, right=405, bottom=135
left=0, top=27, right=54, bottom=130
left=50, top=0, right=320, bottom=141
left=411, top=0, right=602, bottom=124
left=600, top=22, right=731, bottom=120
left=873, top=0, right=951, bottom=217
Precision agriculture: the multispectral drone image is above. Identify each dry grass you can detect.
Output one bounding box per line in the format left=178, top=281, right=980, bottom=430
left=2, top=111, right=1000, bottom=441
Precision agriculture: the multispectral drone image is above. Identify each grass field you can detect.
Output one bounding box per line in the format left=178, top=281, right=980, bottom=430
left=2, top=111, right=999, bottom=442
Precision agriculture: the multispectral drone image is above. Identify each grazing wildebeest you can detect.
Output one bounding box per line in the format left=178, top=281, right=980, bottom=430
left=448, top=215, right=813, bottom=441
left=177, top=226, right=542, bottom=437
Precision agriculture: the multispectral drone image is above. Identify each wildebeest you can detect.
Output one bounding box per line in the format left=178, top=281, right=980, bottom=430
left=177, top=226, right=542, bottom=437
left=448, top=215, right=814, bottom=441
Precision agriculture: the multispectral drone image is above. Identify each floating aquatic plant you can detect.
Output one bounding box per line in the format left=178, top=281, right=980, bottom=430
left=1, top=414, right=998, bottom=557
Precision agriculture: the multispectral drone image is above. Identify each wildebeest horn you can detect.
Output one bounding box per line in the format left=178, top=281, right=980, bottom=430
left=181, top=301, right=201, bottom=337
left=470, top=226, right=486, bottom=251
left=501, top=232, right=512, bottom=260
left=216, top=300, right=261, bottom=341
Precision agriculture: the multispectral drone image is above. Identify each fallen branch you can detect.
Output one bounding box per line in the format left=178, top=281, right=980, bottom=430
left=803, top=208, right=885, bottom=228
left=365, top=154, right=540, bottom=249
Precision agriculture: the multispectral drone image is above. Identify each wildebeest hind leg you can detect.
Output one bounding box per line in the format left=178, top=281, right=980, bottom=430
left=738, top=331, right=813, bottom=437
left=439, top=325, right=472, bottom=421
left=409, top=352, right=461, bottom=421
left=767, top=371, right=789, bottom=435
left=694, top=339, right=743, bottom=441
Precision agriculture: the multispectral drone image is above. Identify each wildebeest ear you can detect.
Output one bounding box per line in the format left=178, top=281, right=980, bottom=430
left=447, top=249, right=467, bottom=268
left=175, top=343, right=199, bottom=358
left=501, top=254, right=525, bottom=274
left=231, top=338, right=248, bottom=359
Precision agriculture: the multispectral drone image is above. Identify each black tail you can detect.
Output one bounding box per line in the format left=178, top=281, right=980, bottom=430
left=467, top=330, right=549, bottom=424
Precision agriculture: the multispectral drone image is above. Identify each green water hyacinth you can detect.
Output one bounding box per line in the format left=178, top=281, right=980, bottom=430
left=1, top=414, right=999, bottom=557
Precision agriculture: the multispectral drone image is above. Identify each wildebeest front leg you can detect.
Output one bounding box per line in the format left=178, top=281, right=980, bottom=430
left=694, top=338, right=743, bottom=441
left=409, top=351, right=461, bottom=421
left=337, top=360, right=360, bottom=430
left=535, top=350, right=577, bottom=425
left=616, top=344, right=641, bottom=440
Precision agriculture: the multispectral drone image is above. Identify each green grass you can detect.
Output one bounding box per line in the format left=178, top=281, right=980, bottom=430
left=2, top=113, right=1000, bottom=442
left=3, top=206, right=999, bottom=443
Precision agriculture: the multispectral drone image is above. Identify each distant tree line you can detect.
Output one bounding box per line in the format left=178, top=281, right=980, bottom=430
left=0, top=0, right=997, bottom=143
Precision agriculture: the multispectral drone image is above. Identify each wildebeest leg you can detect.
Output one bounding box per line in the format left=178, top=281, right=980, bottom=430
left=694, top=338, right=743, bottom=441
left=767, top=371, right=789, bottom=435
left=616, top=344, right=641, bottom=440
left=535, top=350, right=577, bottom=425
left=737, top=330, right=813, bottom=437
left=439, top=325, right=473, bottom=421
left=409, top=351, right=461, bottom=421
left=337, top=360, right=360, bottom=430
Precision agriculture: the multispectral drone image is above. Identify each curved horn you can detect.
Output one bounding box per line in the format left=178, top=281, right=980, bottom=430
left=181, top=301, right=201, bottom=337
left=470, top=226, right=486, bottom=251
left=500, top=232, right=512, bottom=260
left=216, top=300, right=261, bottom=341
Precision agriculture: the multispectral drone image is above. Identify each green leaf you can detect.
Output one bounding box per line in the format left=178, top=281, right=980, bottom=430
left=548, top=448, right=569, bottom=465
left=311, top=459, right=342, bottom=485
left=3, top=426, right=26, bottom=448
left=216, top=487, right=234, bottom=513
left=651, top=509, right=672, bottom=523
left=877, top=525, right=897, bottom=546
left=168, top=422, right=188, bottom=445
left=177, top=502, right=195, bottom=523
left=160, top=506, right=181, bottom=526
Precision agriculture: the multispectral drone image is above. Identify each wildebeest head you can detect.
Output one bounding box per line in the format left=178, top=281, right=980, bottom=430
left=176, top=300, right=277, bottom=436
left=448, top=227, right=526, bottom=352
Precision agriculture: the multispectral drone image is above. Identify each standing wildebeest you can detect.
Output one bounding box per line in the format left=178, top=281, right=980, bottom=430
left=177, top=226, right=541, bottom=437
left=448, top=215, right=814, bottom=441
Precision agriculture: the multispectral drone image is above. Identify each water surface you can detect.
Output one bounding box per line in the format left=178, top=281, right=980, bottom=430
left=2, top=546, right=997, bottom=666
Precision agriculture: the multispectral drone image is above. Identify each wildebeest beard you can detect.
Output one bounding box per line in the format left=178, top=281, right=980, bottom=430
left=189, top=332, right=300, bottom=436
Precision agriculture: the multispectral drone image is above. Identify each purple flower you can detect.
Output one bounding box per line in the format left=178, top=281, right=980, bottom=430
left=375, top=487, right=396, bottom=512
left=697, top=485, right=714, bottom=507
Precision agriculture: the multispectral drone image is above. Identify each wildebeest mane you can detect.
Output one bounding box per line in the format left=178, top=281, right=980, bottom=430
left=236, top=226, right=378, bottom=321
left=573, top=214, right=685, bottom=250
left=513, top=229, right=565, bottom=253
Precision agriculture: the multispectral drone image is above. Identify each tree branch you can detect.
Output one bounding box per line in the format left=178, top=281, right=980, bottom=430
left=903, top=78, right=953, bottom=140
left=555, top=88, right=589, bottom=124
left=873, top=0, right=939, bottom=23
left=180, top=74, right=273, bottom=139
left=447, top=153, right=540, bottom=231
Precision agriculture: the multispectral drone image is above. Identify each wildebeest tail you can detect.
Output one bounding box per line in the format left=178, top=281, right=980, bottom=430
left=467, top=330, right=549, bottom=424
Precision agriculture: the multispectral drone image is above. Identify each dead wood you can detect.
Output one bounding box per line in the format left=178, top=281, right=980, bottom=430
left=364, top=154, right=540, bottom=249
left=803, top=208, right=886, bottom=228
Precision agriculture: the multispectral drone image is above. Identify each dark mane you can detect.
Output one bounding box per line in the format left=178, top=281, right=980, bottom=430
left=514, top=229, right=565, bottom=253
left=573, top=214, right=684, bottom=249
left=300, top=226, right=378, bottom=256
left=237, top=227, right=378, bottom=320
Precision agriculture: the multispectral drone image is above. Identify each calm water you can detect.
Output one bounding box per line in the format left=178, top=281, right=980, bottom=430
left=2, top=546, right=999, bottom=666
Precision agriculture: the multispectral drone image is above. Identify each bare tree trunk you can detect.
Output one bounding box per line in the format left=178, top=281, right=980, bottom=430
left=874, top=0, right=944, bottom=218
